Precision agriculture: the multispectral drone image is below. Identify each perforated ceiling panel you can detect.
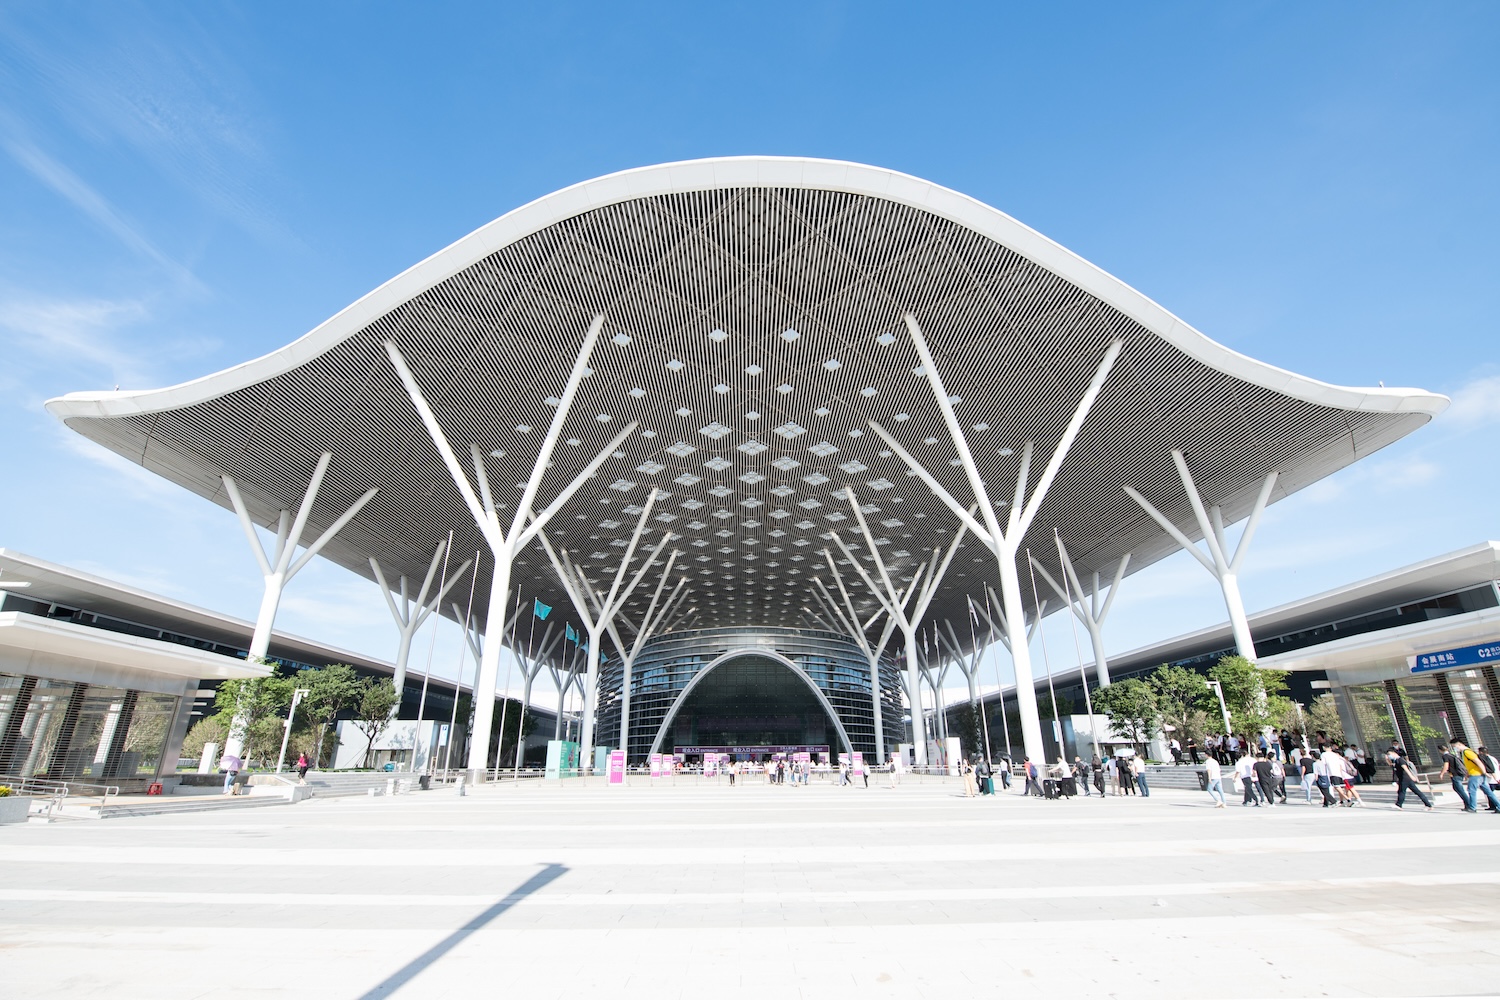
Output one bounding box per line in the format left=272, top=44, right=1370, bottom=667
left=57, top=181, right=1433, bottom=657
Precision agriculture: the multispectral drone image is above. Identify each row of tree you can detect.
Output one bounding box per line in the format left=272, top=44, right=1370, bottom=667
left=1089, top=656, right=1343, bottom=751
left=180, top=662, right=535, bottom=770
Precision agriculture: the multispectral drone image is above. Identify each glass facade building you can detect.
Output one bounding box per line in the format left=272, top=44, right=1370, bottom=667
left=595, top=627, right=902, bottom=762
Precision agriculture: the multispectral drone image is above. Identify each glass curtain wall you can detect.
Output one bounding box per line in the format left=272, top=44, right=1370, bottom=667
left=0, top=671, right=179, bottom=780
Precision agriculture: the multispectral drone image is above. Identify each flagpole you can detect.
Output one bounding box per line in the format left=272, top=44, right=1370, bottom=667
left=515, top=597, right=545, bottom=782
left=445, top=553, right=481, bottom=777
left=492, top=586, right=522, bottom=781
left=411, top=529, right=454, bottom=772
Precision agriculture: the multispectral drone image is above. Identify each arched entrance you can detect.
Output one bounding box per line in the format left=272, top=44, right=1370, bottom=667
left=647, top=649, right=855, bottom=758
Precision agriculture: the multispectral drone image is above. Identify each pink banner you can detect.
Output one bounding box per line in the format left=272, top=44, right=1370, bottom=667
left=608, top=749, right=626, bottom=785
left=649, top=752, right=662, bottom=779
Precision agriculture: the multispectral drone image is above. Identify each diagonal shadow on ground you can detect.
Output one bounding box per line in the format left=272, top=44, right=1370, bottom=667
left=357, top=863, right=568, bottom=999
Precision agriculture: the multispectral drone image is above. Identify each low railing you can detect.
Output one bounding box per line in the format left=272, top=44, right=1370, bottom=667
left=0, top=772, right=119, bottom=819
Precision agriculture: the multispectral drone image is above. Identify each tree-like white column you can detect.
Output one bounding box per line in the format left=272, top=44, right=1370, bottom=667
left=1026, top=539, right=1129, bottom=687
left=602, top=562, right=689, bottom=764
left=1124, top=450, right=1277, bottom=660
left=535, top=491, right=673, bottom=772
left=221, top=453, right=378, bottom=759
left=370, top=541, right=473, bottom=697
left=827, top=485, right=970, bottom=767
left=809, top=566, right=901, bottom=762
left=868, top=312, right=1122, bottom=767
left=386, top=314, right=637, bottom=780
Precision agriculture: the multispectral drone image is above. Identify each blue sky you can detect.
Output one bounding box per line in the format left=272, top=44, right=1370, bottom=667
left=1, top=3, right=1497, bottom=705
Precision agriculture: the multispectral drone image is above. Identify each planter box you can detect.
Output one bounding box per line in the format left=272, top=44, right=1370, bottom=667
left=0, top=796, right=33, bottom=824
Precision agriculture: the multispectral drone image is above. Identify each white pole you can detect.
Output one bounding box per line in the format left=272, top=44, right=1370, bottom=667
left=275, top=688, right=310, bottom=774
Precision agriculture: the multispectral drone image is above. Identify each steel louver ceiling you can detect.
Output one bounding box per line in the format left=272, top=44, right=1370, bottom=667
left=48, top=158, right=1446, bottom=653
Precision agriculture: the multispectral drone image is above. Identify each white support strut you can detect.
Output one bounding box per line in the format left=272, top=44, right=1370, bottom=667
left=220, top=454, right=377, bottom=760
left=1026, top=539, right=1129, bottom=687
left=371, top=542, right=473, bottom=697
left=386, top=313, right=637, bottom=781
left=868, top=312, right=1123, bottom=768
left=1124, top=450, right=1277, bottom=660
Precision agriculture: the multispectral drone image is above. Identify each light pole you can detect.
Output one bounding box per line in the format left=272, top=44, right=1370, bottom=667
left=1205, top=679, right=1232, bottom=733
left=275, top=688, right=311, bottom=773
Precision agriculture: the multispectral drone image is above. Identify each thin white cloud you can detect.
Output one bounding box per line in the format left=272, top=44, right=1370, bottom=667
left=1445, top=373, right=1500, bottom=428
left=1, top=137, right=198, bottom=288
left=0, top=295, right=152, bottom=386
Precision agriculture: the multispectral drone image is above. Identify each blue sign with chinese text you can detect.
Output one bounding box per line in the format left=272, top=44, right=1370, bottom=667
left=1409, top=640, right=1500, bottom=674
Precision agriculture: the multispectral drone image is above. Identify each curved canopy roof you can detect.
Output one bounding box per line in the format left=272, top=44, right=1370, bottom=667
left=48, top=157, right=1445, bottom=644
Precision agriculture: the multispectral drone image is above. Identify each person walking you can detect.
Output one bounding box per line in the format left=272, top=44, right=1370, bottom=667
left=1203, top=754, right=1226, bottom=808
left=1238, top=754, right=1260, bottom=806
left=1186, top=737, right=1201, bottom=765
left=1479, top=746, right=1500, bottom=811
left=888, top=753, right=903, bottom=788
left=1091, top=754, right=1105, bottom=796
left=1388, top=745, right=1433, bottom=810
left=296, top=752, right=310, bottom=782
left=1023, top=756, right=1043, bottom=798
left=1438, top=742, right=1474, bottom=812
left=219, top=752, right=243, bottom=795
left=1169, top=738, right=1182, bottom=765
left=1253, top=753, right=1277, bottom=806
left=962, top=758, right=978, bottom=798
left=1312, top=750, right=1336, bottom=807
left=1451, top=739, right=1500, bottom=814
left=977, top=757, right=994, bottom=796
left=1300, top=750, right=1317, bottom=803
left=1132, top=755, right=1150, bottom=797
left=1073, top=757, right=1091, bottom=797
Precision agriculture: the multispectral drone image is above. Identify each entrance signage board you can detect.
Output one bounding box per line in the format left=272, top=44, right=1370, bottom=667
left=676, top=744, right=830, bottom=755
left=703, top=752, right=721, bottom=776
left=851, top=752, right=864, bottom=773
left=607, top=749, right=626, bottom=785
left=1409, top=640, right=1500, bottom=674
left=649, top=752, right=663, bottom=778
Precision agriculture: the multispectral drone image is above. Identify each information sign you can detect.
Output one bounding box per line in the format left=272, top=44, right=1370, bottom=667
left=607, top=749, right=626, bottom=785
left=1409, top=640, right=1500, bottom=674
left=649, top=752, right=662, bottom=778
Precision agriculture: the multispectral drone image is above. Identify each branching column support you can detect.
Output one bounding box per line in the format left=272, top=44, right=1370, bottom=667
left=371, top=542, right=473, bottom=697
left=811, top=567, right=901, bottom=761
left=221, top=453, right=378, bottom=759
left=828, top=485, right=969, bottom=767
left=1124, top=451, right=1277, bottom=660
left=604, top=566, right=688, bottom=764
left=537, top=490, right=673, bottom=773
left=869, top=312, right=1123, bottom=767
left=386, top=314, right=637, bottom=780
left=1027, top=541, right=1129, bottom=687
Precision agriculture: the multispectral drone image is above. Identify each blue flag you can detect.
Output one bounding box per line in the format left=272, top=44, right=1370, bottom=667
left=566, top=623, right=578, bottom=643
left=533, top=599, right=552, bottom=620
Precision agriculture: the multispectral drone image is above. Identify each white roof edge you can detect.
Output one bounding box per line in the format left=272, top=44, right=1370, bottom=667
left=0, top=547, right=394, bottom=672
left=43, top=156, right=1448, bottom=423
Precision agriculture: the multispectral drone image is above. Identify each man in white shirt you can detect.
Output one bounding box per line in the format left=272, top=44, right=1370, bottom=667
left=1237, top=754, right=1260, bottom=806
left=1202, top=755, right=1226, bottom=808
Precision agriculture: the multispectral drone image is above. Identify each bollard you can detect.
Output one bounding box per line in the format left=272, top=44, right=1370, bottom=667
left=455, top=779, right=466, bottom=797
left=385, top=778, right=395, bottom=796
left=367, top=787, right=376, bottom=797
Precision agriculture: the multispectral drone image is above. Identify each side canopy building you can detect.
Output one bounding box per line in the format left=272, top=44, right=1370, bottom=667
left=48, top=157, right=1445, bottom=775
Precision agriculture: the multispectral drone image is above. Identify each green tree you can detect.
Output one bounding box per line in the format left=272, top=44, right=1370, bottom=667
left=948, top=702, right=985, bottom=759
left=302, top=664, right=365, bottom=766
left=181, top=714, right=228, bottom=760
left=1299, top=694, right=1345, bottom=744
left=214, top=672, right=298, bottom=764
left=1149, top=664, right=1211, bottom=742
left=1208, top=655, right=1289, bottom=732
left=350, top=678, right=402, bottom=768
left=1091, top=678, right=1159, bottom=754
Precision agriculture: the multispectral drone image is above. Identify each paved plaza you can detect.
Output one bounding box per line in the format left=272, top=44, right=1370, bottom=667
left=3, top=778, right=1499, bottom=999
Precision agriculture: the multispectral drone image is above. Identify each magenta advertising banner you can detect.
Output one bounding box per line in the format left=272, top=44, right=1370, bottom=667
left=649, top=753, right=662, bottom=779
left=608, top=749, right=626, bottom=785
left=852, top=751, right=864, bottom=772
